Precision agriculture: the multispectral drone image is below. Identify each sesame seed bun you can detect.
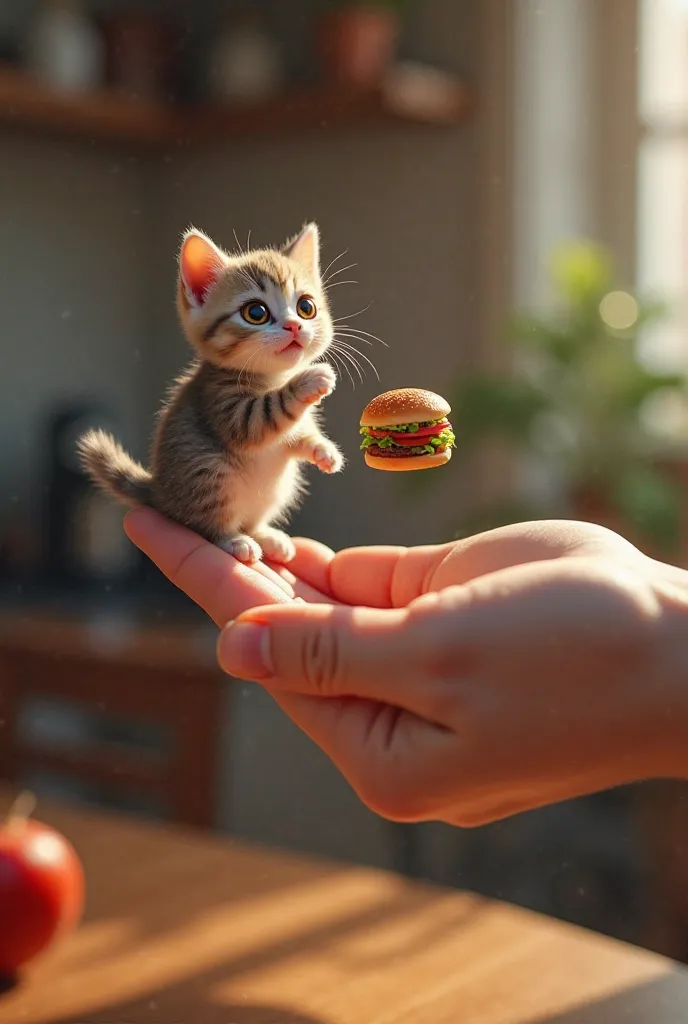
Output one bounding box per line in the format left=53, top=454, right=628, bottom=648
left=364, top=448, right=452, bottom=472
left=360, top=388, right=451, bottom=428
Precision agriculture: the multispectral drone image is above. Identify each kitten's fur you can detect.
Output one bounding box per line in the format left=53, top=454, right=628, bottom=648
left=78, top=222, right=343, bottom=564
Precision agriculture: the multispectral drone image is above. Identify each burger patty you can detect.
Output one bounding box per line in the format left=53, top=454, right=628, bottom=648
left=366, top=444, right=447, bottom=458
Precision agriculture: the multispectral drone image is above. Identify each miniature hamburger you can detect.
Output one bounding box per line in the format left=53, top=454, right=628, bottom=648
left=360, top=388, right=455, bottom=471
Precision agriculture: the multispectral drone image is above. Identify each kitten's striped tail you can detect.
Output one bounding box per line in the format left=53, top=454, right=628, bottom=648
left=77, top=428, right=152, bottom=507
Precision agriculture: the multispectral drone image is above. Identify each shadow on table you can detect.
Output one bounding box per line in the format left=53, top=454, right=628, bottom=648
left=531, top=974, right=688, bottom=1024
left=61, top=861, right=481, bottom=976
left=0, top=883, right=480, bottom=1024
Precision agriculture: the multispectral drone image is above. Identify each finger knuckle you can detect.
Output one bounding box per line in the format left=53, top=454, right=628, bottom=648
left=412, top=617, right=475, bottom=688
left=299, top=626, right=343, bottom=695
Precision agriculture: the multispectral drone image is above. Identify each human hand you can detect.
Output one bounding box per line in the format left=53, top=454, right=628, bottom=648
left=122, top=507, right=320, bottom=627
left=124, top=510, right=688, bottom=827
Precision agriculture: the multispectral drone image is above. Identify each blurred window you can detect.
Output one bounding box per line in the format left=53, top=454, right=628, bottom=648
left=637, top=0, right=688, bottom=369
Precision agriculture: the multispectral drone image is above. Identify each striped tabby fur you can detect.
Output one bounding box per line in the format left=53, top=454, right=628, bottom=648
left=78, top=222, right=343, bottom=565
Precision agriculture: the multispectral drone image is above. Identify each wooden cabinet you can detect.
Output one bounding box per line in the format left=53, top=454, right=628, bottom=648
left=0, top=610, right=227, bottom=829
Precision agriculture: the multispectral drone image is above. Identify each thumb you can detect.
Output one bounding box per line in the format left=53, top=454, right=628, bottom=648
left=217, top=602, right=441, bottom=717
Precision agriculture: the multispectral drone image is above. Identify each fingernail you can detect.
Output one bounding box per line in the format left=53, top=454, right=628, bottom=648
left=123, top=506, right=157, bottom=530
left=218, top=620, right=273, bottom=680
left=123, top=507, right=144, bottom=527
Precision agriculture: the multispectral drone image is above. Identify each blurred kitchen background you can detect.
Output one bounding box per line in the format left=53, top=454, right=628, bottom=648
left=2, top=0, right=688, bottom=965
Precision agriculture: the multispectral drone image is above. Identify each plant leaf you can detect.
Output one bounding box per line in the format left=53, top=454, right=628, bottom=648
left=451, top=375, right=551, bottom=444
left=610, top=464, right=685, bottom=555
left=550, top=241, right=613, bottom=303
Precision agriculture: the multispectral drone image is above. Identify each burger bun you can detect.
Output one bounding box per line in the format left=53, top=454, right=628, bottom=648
left=360, top=388, right=451, bottom=429
left=364, top=448, right=452, bottom=472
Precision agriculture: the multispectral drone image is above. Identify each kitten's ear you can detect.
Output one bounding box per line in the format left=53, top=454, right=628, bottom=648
left=179, top=229, right=228, bottom=308
left=282, top=222, right=321, bottom=278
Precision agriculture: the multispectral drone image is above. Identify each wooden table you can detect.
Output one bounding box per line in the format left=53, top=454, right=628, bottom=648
left=1, top=791, right=688, bottom=1024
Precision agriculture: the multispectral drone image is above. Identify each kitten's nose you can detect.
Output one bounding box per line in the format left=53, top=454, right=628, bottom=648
left=283, top=320, right=302, bottom=337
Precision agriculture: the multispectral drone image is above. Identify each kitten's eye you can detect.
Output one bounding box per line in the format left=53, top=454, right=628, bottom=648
left=297, top=295, right=317, bottom=320
left=240, top=301, right=271, bottom=325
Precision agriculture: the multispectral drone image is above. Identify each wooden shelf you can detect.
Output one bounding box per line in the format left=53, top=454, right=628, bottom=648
left=0, top=65, right=471, bottom=149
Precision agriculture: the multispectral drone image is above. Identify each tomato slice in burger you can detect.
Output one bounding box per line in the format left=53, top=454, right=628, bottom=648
left=386, top=433, right=443, bottom=446
left=366, top=421, right=449, bottom=441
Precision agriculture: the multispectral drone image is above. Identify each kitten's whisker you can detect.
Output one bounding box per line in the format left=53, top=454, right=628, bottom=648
left=237, top=357, right=253, bottom=389
left=333, top=340, right=380, bottom=380
left=321, top=248, right=349, bottom=281
left=335, top=331, right=379, bottom=352
left=247, top=349, right=263, bottom=381
left=324, top=346, right=350, bottom=385
left=323, top=263, right=358, bottom=285
left=335, top=325, right=388, bottom=348
left=329, top=350, right=357, bottom=389
left=331, top=343, right=368, bottom=381
left=237, top=347, right=259, bottom=376
left=337, top=352, right=367, bottom=386
left=332, top=346, right=364, bottom=385
left=337, top=331, right=380, bottom=348
left=246, top=229, right=252, bottom=251
left=332, top=301, right=374, bottom=323
left=237, top=268, right=257, bottom=289
left=232, top=229, right=245, bottom=258
left=324, top=280, right=358, bottom=290
left=334, top=328, right=373, bottom=346
left=237, top=348, right=262, bottom=389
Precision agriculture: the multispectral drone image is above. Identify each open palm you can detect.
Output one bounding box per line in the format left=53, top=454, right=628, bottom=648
left=124, top=506, right=643, bottom=625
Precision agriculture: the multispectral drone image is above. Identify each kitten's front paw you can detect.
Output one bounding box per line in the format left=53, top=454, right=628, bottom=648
left=252, top=527, right=296, bottom=564
left=294, top=364, right=337, bottom=406
left=312, top=443, right=344, bottom=474
left=218, top=534, right=263, bottom=564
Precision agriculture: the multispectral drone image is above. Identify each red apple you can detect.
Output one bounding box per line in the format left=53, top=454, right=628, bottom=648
left=0, top=793, right=85, bottom=977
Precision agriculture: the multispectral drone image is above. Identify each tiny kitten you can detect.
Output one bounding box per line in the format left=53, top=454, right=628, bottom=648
left=78, top=222, right=344, bottom=565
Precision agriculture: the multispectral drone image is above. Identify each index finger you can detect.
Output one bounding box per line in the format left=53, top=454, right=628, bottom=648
left=124, top=508, right=294, bottom=627
left=290, top=538, right=454, bottom=607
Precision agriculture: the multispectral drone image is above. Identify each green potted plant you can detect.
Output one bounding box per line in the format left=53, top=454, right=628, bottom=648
left=419, top=241, right=688, bottom=559
left=316, top=0, right=410, bottom=88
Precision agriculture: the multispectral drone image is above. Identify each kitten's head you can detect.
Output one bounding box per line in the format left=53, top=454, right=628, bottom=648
left=176, top=223, right=332, bottom=380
